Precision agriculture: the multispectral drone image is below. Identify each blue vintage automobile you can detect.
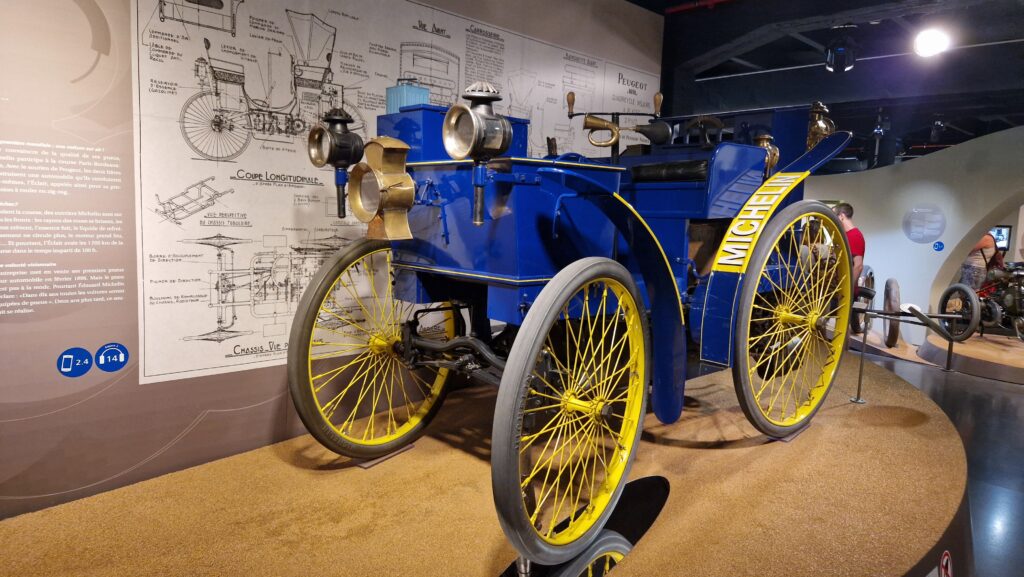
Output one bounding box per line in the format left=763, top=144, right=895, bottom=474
left=288, top=82, right=854, bottom=566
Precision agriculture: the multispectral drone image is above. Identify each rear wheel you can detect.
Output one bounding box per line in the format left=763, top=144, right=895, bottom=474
left=938, top=283, right=980, bottom=342
left=733, top=201, right=852, bottom=439
left=492, top=257, right=648, bottom=565
left=882, top=278, right=901, bottom=348
left=287, top=239, right=455, bottom=459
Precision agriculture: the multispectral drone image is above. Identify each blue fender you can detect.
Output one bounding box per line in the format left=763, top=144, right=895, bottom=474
left=538, top=167, right=687, bottom=424
left=698, top=131, right=853, bottom=365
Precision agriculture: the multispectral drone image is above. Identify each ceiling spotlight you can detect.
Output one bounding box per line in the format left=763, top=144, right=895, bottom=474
left=825, top=27, right=858, bottom=73
left=914, top=28, right=951, bottom=57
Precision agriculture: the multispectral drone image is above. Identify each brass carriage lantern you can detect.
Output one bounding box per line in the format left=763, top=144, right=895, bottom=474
left=806, top=101, right=836, bottom=150
left=753, top=133, right=780, bottom=178
left=347, top=137, right=416, bottom=240
left=442, top=82, right=513, bottom=225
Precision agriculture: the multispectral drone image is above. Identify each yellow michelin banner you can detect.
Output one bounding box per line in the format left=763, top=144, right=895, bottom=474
left=711, top=171, right=811, bottom=274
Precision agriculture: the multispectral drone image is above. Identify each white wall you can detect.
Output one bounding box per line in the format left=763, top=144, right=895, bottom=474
left=1012, top=205, right=1024, bottom=261
left=423, top=0, right=663, bottom=73
left=806, top=127, right=1024, bottom=344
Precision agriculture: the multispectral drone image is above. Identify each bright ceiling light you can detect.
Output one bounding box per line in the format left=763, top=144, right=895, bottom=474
left=914, top=28, right=951, bottom=57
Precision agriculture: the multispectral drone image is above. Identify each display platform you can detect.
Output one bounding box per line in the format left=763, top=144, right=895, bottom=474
left=0, top=362, right=968, bottom=577
left=919, top=332, right=1024, bottom=384
left=849, top=328, right=936, bottom=366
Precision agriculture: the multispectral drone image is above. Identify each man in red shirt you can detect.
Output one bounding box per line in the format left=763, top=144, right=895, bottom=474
left=833, top=202, right=865, bottom=285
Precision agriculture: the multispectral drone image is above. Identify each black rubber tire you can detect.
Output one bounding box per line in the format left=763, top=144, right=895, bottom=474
left=548, top=530, right=633, bottom=577
left=938, top=283, right=981, bottom=342
left=883, top=278, right=901, bottom=348
left=851, top=266, right=875, bottom=334
left=733, top=200, right=852, bottom=439
left=492, top=257, right=649, bottom=566
left=287, top=239, right=451, bottom=459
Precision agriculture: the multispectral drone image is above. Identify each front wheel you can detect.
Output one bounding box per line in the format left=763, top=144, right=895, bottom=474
left=733, top=200, right=853, bottom=439
left=492, top=257, right=649, bottom=565
left=938, top=283, right=980, bottom=342
left=287, top=239, right=455, bottom=459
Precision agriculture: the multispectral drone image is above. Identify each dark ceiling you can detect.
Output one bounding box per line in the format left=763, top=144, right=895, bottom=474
left=627, top=0, right=1024, bottom=163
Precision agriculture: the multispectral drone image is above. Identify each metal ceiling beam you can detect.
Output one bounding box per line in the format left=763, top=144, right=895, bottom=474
left=943, top=121, right=976, bottom=136
left=729, top=57, right=764, bottom=70
left=891, top=16, right=916, bottom=33
left=789, top=32, right=825, bottom=53
left=681, top=0, right=993, bottom=74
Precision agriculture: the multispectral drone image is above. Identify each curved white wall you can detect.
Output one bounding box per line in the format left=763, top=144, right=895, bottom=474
left=805, top=127, right=1024, bottom=344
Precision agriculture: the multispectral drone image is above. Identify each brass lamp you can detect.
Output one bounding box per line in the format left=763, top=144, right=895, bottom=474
left=443, top=82, right=512, bottom=225
left=347, top=137, right=415, bottom=240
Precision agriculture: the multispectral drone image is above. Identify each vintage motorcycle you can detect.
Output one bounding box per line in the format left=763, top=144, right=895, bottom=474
left=978, top=262, right=1024, bottom=341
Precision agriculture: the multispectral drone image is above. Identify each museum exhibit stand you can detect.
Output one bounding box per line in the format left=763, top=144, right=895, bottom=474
left=0, top=361, right=971, bottom=577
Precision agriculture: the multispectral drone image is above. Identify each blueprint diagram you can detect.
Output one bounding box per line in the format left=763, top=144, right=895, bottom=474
left=134, top=0, right=659, bottom=383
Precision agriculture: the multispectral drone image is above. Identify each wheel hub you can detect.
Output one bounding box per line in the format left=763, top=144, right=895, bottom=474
left=562, top=393, right=605, bottom=421
left=368, top=333, right=398, bottom=355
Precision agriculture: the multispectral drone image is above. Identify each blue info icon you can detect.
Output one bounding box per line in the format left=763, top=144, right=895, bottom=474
left=56, top=347, right=93, bottom=378
left=95, top=343, right=129, bottom=373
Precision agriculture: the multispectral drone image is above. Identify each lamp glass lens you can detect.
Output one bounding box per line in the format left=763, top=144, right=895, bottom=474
left=482, top=118, right=505, bottom=150
left=454, top=111, right=476, bottom=152
left=318, top=132, right=333, bottom=164
left=358, top=171, right=381, bottom=215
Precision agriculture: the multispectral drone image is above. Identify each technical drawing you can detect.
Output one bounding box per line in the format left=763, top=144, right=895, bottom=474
left=562, top=62, right=597, bottom=113
left=399, top=42, right=461, bottom=106
left=179, top=10, right=366, bottom=161
left=506, top=68, right=579, bottom=156
left=158, top=0, right=244, bottom=36
left=179, top=232, right=360, bottom=342
left=155, top=177, right=233, bottom=224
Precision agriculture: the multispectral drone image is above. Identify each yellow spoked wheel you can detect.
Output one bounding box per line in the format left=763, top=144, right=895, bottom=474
left=492, top=258, right=648, bottom=565
left=733, top=201, right=853, bottom=438
left=549, top=530, right=632, bottom=577
left=287, top=239, right=455, bottom=458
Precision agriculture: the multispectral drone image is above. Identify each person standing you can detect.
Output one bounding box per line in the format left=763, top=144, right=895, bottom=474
left=833, top=203, right=864, bottom=286
left=959, top=232, right=997, bottom=290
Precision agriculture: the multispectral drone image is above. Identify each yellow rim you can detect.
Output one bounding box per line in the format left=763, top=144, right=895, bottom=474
left=306, top=248, right=453, bottom=446
left=744, top=212, right=851, bottom=427
left=518, top=277, right=645, bottom=545
left=583, top=551, right=625, bottom=577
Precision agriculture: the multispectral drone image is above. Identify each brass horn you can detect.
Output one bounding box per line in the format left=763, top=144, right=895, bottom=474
left=584, top=114, right=620, bottom=147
